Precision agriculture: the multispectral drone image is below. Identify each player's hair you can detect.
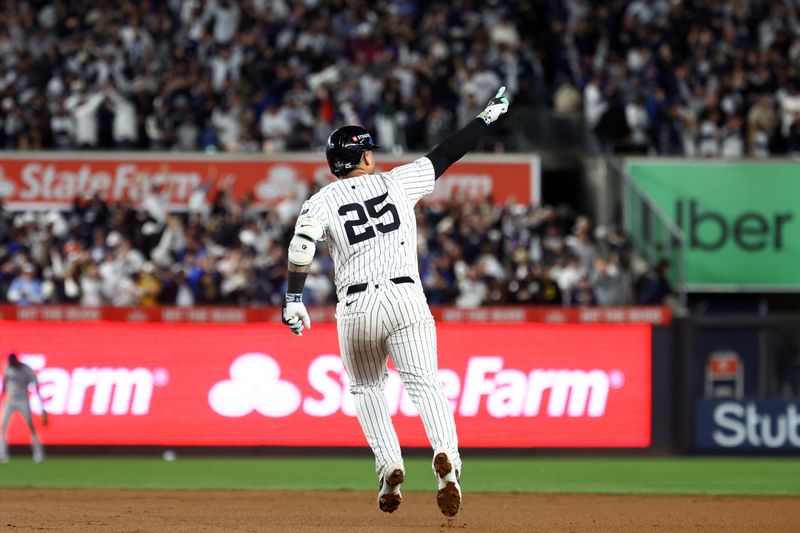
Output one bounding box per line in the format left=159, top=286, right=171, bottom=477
left=8, top=353, right=20, bottom=366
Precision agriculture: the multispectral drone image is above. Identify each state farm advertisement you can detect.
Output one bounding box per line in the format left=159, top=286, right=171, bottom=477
left=0, top=153, right=539, bottom=209
left=0, top=322, right=650, bottom=448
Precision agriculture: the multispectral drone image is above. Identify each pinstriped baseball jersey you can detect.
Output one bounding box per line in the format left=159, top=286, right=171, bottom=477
left=294, top=154, right=460, bottom=483
left=2, top=363, right=38, bottom=403
left=295, top=157, right=435, bottom=298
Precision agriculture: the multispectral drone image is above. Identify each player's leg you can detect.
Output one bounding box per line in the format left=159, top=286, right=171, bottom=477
left=19, top=401, right=44, bottom=463
left=0, top=402, right=11, bottom=463
left=337, top=296, right=404, bottom=512
left=383, top=292, right=462, bottom=515
left=384, top=297, right=461, bottom=470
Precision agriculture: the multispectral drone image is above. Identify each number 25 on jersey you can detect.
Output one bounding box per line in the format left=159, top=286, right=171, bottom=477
left=338, top=192, right=400, bottom=245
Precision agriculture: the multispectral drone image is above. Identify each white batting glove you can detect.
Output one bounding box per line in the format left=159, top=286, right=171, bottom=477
left=282, top=299, right=311, bottom=336
left=477, top=86, right=510, bottom=125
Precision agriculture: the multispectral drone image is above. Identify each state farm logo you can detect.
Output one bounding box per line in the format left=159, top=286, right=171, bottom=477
left=254, top=166, right=308, bottom=202
left=208, top=354, right=625, bottom=419
left=13, top=355, right=169, bottom=416
left=457, top=356, right=625, bottom=418
left=208, top=353, right=301, bottom=417
left=12, top=162, right=202, bottom=202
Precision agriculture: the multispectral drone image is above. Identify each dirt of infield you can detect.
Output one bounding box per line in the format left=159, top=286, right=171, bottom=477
left=0, top=489, right=797, bottom=533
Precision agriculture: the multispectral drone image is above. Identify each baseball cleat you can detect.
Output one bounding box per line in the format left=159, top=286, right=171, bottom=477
left=433, top=451, right=461, bottom=517
left=377, top=465, right=404, bottom=513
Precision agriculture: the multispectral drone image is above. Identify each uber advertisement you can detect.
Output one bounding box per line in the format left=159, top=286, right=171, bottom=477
left=627, top=160, right=800, bottom=290
left=695, top=399, right=800, bottom=451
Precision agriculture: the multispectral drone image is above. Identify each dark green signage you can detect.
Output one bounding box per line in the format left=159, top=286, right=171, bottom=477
left=627, top=160, right=800, bottom=290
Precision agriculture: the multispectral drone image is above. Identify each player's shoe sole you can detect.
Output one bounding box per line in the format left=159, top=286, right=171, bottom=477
left=433, top=452, right=461, bottom=517
left=378, top=467, right=404, bottom=513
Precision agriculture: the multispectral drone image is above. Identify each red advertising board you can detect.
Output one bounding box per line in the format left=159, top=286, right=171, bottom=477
left=0, top=153, right=540, bottom=209
left=0, top=322, right=651, bottom=448
left=0, top=304, right=672, bottom=325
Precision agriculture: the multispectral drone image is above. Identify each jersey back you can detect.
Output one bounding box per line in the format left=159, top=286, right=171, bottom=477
left=296, top=157, right=436, bottom=296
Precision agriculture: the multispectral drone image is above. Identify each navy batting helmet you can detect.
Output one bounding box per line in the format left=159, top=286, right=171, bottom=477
left=325, top=125, right=379, bottom=177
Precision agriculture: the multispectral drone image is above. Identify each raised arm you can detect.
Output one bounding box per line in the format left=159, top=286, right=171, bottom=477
left=425, top=86, right=510, bottom=179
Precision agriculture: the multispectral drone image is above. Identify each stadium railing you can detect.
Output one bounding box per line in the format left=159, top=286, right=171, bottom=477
left=611, top=157, right=687, bottom=306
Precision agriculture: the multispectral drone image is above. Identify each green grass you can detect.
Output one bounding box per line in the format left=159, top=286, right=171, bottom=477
left=0, top=457, right=798, bottom=496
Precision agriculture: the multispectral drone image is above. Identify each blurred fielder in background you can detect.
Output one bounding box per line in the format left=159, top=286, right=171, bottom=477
left=0, top=353, right=47, bottom=463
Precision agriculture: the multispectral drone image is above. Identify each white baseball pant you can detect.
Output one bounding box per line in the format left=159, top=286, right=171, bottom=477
left=0, top=399, right=44, bottom=462
left=336, top=279, right=461, bottom=478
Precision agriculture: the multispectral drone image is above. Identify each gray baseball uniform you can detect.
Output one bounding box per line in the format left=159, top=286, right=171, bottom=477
left=1, top=362, right=45, bottom=463
left=296, top=157, right=461, bottom=478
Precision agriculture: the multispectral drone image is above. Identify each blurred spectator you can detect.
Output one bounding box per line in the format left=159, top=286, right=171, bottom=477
left=211, top=96, right=244, bottom=151
left=67, top=90, right=105, bottom=149
left=625, top=97, right=650, bottom=148
left=565, top=217, right=596, bottom=274
left=569, top=276, right=597, bottom=306
left=697, top=111, right=721, bottom=158
left=583, top=76, right=607, bottom=130
left=720, top=115, right=745, bottom=158
left=176, top=119, right=200, bottom=151
left=260, top=104, right=292, bottom=152
left=637, top=259, right=673, bottom=305
left=592, top=257, right=624, bottom=306
left=56, top=265, right=83, bottom=304
left=208, top=0, right=241, bottom=44
left=7, top=264, right=43, bottom=305
left=106, top=86, right=138, bottom=148
left=554, top=80, right=581, bottom=114
left=456, top=267, right=488, bottom=308
left=51, top=102, right=75, bottom=150
left=779, top=84, right=800, bottom=139
left=136, top=263, right=161, bottom=306
left=747, top=95, right=777, bottom=157
left=80, top=265, right=104, bottom=306
left=146, top=100, right=173, bottom=150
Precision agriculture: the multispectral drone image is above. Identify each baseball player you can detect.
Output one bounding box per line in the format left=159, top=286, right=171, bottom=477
left=282, top=87, right=510, bottom=515
left=0, top=353, right=47, bottom=463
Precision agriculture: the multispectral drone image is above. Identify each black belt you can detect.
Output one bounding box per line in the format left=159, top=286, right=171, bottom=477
left=346, top=277, right=414, bottom=295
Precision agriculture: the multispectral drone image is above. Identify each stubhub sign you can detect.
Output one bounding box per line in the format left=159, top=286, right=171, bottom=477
left=0, top=322, right=651, bottom=448
left=695, top=399, right=800, bottom=451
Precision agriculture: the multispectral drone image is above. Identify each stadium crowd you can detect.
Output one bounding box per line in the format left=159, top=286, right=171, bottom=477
left=0, top=187, right=671, bottom=308
left=0, top=0, right=798, bottom=156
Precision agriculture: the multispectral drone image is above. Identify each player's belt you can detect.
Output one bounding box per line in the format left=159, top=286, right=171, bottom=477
left=346, top=277, right=415, bottom=295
